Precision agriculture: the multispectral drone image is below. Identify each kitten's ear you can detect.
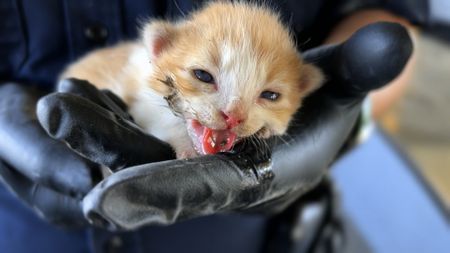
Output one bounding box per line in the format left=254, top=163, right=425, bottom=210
left=142, top=21, right=177, bottom=60
left=299, top=64, right=324, bottom=96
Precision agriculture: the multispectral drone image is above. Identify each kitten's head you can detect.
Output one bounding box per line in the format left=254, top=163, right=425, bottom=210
left=142, top=2, right=323, bottom=155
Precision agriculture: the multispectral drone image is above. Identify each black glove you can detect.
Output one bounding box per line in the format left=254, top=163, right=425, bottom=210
left=0, top=81, right=175, bottom=227
left=0, top=84, right=95, bottom=226
left=37, top=22, right=413, bottom=230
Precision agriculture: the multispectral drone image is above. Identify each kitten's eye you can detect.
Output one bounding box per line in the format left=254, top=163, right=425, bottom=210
left=260, top=90, right=280, bottom=101
left=193, top=69, right=214, bottom=84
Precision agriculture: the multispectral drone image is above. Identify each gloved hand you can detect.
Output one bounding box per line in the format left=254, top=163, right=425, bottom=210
left=0, top=84, right=95, bottom=227
left=37, top=22, right=413, bottom=230
left=0, top=81, right=175, bottom=227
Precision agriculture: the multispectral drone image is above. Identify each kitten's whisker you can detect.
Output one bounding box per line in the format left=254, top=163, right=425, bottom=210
left=277, top=135, right=292, bottom=147
left=252, top=135, right=270, bottom=158
left=173, top=0, right=187, bottom=17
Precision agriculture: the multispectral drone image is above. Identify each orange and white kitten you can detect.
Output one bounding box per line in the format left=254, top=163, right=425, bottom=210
left=61, top=2, right=323, bottom=158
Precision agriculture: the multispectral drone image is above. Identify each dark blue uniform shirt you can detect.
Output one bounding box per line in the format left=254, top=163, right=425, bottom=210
left=0, top=0, right=201, bottom=89
left=0, top=0, right=330, bottom=89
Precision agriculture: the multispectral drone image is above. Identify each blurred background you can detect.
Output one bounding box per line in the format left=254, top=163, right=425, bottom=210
left=329, top=31, right=450, bottom=252
left=379, top=32, right=450, bottom=214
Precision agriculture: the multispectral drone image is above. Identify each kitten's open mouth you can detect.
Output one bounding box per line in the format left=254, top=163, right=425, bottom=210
left=187, top=119, right=237, bottom=155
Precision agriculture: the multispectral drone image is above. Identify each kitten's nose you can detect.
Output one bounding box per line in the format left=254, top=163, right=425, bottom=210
left=221, top=111, right=243, bottom=129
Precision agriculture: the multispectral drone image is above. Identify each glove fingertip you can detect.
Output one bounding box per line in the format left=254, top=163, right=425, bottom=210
left=57, top=78, right=93, bottom=93
left=36, top=94, right=64, bottom=138
left=341, top=22, right=413, bottom=92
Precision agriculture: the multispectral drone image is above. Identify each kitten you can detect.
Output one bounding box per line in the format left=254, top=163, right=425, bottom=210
left=61, top=2, right=323, bottom=158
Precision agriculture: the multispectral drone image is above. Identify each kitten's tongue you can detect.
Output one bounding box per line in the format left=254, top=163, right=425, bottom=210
left=202, top=128, right=237, bottom=154
left=189, top=120, right=237, bottom=155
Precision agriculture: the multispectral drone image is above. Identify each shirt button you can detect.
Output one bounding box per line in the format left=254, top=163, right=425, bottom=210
left=84, top=24, right=108, bottom=44
left=104, top=235, right=123, bottom=253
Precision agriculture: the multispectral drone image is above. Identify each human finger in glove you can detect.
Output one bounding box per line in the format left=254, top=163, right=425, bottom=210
left=38, top=22, right=413, bottom=230
left=0, top=84, right=95, bottom=227
left=0, top=82, right=175, bottom=227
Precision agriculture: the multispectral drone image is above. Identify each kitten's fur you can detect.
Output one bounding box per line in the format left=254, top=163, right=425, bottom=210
left=61, top=2, right=323, bottom=158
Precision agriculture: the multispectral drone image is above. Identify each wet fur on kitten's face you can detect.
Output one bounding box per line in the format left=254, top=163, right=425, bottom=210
left=142, top=2, right=323, bottom=153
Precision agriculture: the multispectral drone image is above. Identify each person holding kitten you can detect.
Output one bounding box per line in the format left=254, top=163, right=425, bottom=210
left=0, top=0, right=434, bottom=252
